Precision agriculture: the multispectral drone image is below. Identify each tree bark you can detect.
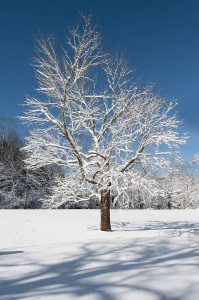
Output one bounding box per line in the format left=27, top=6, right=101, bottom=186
left=100, top=187, right=111, bottom=231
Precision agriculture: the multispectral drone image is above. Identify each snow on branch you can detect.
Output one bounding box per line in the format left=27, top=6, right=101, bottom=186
left=20, top=14, right=188, bottom=206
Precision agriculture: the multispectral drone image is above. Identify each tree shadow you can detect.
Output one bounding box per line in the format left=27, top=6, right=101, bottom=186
left=0, top=251, right=24, bottom=256
left=1, top=233, right=199, bottom=300
left=111, top=220, right=199, bottom=237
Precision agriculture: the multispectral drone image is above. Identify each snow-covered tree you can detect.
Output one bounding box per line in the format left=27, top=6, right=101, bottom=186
left=0, top=118, right=24, bottom=207
left=0, top=117, right=62, bottom=208
left=165, top=158, right=199, bottom=209
left=20, top=15, right=187, bottom=230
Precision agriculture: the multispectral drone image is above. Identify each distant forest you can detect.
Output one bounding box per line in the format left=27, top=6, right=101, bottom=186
left=0, top=117, right=199, bottom=209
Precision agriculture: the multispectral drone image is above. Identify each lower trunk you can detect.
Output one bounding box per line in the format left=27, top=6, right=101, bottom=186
left=100, top=187, right=111, bottom=231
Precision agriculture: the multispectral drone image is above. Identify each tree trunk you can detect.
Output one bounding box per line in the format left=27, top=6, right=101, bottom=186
left=24, top=170, right=28, bottom=209
left=100, top=187, right=111, bottom=231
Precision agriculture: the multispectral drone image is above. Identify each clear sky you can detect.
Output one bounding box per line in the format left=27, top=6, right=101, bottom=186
left=0, top=0, right=199, bottom=160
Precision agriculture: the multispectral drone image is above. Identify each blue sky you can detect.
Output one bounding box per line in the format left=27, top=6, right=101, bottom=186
left=0, top=0, right=199, bottom=160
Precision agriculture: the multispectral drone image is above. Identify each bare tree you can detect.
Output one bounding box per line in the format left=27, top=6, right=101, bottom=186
left=0, top=117, right=62, bottom=209
left=0, top=117, right=24, bottom=208
left=20, top=15, right=187, bottom=230
left=163, top=158, right=199, bottom=209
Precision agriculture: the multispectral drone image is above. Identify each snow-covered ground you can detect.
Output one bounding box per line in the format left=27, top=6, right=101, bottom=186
left=1, top=210, right=199, bottom=300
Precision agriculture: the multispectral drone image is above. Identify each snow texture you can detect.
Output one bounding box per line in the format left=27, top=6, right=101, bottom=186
left=1, top=209, right=199, bottom=299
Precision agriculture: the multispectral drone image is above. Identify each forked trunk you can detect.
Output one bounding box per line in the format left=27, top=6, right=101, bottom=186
left=100, top=187, right=111, bottom=231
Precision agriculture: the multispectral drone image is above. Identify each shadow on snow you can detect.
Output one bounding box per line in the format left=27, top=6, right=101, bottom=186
left=112, top=220, right=199, bottom=237
left=0, top=221, right=199, bottom=300
left=0, top=251, right=24, bottom=256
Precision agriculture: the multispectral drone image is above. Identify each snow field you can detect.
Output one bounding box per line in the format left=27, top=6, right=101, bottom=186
left=0, top=209, right=199, bottom=299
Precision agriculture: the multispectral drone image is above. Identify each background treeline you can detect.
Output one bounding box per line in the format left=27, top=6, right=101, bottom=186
left=0, top=117, right=199, bottom=209
left=0, top=117, right=63, bottom=208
